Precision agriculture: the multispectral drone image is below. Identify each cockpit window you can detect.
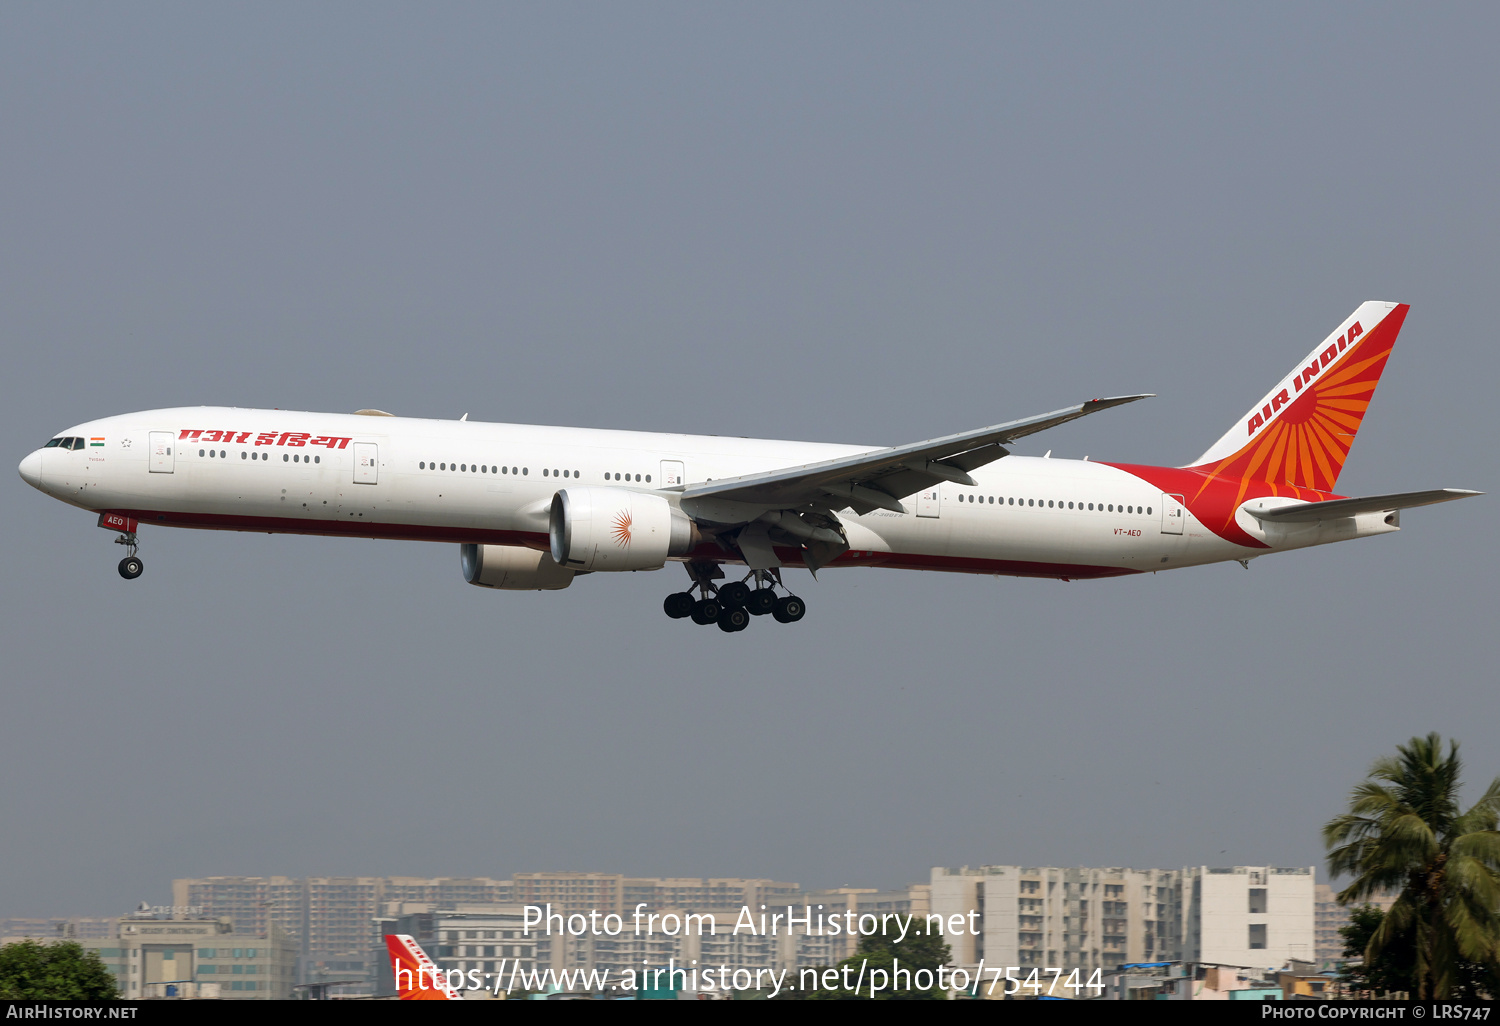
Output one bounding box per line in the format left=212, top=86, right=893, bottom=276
left=70, top=438, right=86, bottom=450
left=44, top=438, right=64, bottom=448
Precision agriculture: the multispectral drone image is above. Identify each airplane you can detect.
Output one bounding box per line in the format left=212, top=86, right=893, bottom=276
left=17, top=301, right=1479, bottom=632
left=385, top=933, right=463, bottom=1000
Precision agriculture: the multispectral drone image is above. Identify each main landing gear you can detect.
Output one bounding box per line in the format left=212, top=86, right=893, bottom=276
left=662, top=565, right=805, bottom=632
left=116, top=532, right=143, bottom=580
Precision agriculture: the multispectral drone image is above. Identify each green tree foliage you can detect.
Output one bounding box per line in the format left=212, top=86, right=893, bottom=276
left=1339, top=904, right=1414, bottom=996
left=0, top=940, right=120, bottom=1000
left=798, top=923, right=953, bottom=1000
left=1340, top=903, right=1500, bottom=1000
left=1324, top=733, right=1500, bottom=999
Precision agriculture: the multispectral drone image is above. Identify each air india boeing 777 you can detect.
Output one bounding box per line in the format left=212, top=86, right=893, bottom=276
left=18, top=302, right=1478, bottom=632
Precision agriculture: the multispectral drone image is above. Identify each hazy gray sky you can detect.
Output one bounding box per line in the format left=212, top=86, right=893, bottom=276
left=2, top=3, right=1496, bottom=916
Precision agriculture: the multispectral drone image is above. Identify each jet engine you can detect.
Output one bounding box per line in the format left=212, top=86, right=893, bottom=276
left=460, top=543, right=575, bottom=590
left=549, top=487, right=695, bottom=571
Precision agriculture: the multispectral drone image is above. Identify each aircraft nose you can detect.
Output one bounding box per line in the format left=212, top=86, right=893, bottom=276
left=18, top=450, right=43, bottom=489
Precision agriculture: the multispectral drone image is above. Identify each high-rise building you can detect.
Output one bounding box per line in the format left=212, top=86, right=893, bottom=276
left=931, top=864, right=1315, bottom=980
left=933, top=865, right=1182, bottom=971
left=174, top=873, right=796, bottom=994
left=1313, top=882, right=1397, bottom=967
left=1181, top=866, right=1315, bottom=967
left=173, top=875, right=510, bottom=991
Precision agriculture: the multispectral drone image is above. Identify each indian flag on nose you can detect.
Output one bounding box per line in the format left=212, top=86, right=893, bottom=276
left=90, top=437, right=104, bottom=447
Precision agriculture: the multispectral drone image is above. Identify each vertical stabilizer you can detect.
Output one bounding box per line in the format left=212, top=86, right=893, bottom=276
left=1186, top=301, right=1408, bottom=492
left=386, top=933, right=464, bottom=1000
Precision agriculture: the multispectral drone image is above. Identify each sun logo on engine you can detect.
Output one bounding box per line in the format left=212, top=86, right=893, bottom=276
left=610, top=510, right=633, bottom=547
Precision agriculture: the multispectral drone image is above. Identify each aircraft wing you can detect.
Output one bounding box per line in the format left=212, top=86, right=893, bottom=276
left=1245, top=488, right=1482, bottom=522
left=680, top=395, right=1153, bottom=518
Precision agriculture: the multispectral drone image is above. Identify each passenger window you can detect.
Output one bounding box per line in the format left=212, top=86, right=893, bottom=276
left=241, top=452, right=247, bottom=460
left=199, top=449, right=205, bottom=457
left=283, top=454, right=289, bottom=462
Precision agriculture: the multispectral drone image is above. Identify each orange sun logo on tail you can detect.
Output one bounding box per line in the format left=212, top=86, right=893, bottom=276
left=610, top=510, right=633, bottom=547
left=1188, top=303, right=1407, bottom=500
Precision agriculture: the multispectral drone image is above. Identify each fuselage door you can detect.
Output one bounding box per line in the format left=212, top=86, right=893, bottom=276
left=915, top=486, right=941, bottom=518
left=353, top=442, right=379, bottom=484
left=1161, top=493, right=1185, bottom=535
left=660, top=460, right=685, bottom=488
left=149, top=432, right=174, bottom=473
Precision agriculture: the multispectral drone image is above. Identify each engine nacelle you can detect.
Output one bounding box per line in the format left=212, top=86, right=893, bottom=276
left=549, top=487, right=694, bottom=571
left=460, top=543, right=575, bottom=590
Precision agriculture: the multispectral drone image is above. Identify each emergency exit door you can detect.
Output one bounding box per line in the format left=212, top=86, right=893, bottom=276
left=1161, top=493, right=1185, bottom=535
left=149, top=432, right=174, bottom=473
left=915, top=486, right=941, bottom=517
left=353, top=443, right=379, bottom=484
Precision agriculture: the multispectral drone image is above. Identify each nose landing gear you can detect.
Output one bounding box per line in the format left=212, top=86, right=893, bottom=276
left=115, top=532, right=143, bottom=580
left=663, top=564, right=804, bottom=631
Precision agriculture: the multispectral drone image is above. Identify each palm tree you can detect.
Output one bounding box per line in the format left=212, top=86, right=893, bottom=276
left=1324, top=733, right=1500, bottom=998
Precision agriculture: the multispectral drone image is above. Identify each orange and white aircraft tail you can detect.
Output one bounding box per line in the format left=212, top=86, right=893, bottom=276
left=386, top=933, right=464, bottom=1000
left=1186, top=301, right=1408, bottom=492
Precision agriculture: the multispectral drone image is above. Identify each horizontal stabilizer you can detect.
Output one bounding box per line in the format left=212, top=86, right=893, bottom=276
left=1245, top=488, right=1481, bottom=522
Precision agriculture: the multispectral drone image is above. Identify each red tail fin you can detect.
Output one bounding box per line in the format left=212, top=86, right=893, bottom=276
left=1186, top=301, right=1408, bottom=493
left=386, top=933, right=464, bottom=1000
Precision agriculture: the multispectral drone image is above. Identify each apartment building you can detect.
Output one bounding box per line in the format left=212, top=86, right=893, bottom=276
left=931, top=864, right=1314, bottom=979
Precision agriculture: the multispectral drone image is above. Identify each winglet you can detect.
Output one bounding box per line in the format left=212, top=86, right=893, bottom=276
left=386, top=933, right=464, bottom=1000
left=989, top=393, right=1154, bottom=443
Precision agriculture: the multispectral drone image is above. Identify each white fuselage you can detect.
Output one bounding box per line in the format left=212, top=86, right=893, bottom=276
left=19, top=407, right=1395, bottom=581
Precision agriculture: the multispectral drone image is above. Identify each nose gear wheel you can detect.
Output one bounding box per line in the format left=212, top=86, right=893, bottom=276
left=114, top=531, right=143, bottom=580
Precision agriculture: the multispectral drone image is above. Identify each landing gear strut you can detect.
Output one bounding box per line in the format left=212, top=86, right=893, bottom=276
left=662, top=565, right=804, bottom=631
left=115, top=532, right=143, bottom=580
